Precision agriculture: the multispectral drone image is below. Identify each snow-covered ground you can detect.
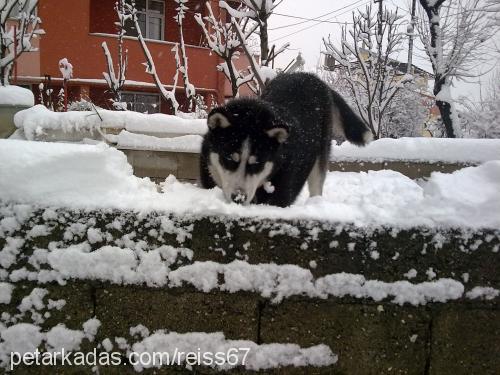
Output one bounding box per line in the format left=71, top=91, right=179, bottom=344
left=1, top=139, right=499, bottom=229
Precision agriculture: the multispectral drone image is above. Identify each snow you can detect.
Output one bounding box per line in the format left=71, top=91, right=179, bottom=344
left=0, top=140, right=157, bottom=208
left=0, top=85, right=34, bottom=106
left=117, top=130, right=202, bottom=153
left=332, top=137, right=500, bottom=164
left=128, top=330, right=336, bottom=371
left=0, top=283, right=14, bottom=304
left=1, top=139, right=500, bottom=229
left=465, top=286, right=499, bottom=300
left=9, top=243, right=470, bottom=306
left=58, top=58, right=73, bottom=80
left=14, top=105, right=207, bottom=141
left=0, top=319, right=100, bottom=369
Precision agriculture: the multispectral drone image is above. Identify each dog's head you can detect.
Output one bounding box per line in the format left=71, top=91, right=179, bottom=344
left=205, top=98, right=289, bottom=205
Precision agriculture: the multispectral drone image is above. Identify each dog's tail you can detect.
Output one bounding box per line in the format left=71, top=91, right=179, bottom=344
left=330, top=89, right=373, bottom=146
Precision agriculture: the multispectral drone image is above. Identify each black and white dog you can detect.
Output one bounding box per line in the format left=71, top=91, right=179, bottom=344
left=200, top=72, right=371, bottom=207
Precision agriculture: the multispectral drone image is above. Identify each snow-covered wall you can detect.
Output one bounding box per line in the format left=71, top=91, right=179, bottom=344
left=0, top=203, right=498, bottom=373
left=0, top=139, right=499, bottom=372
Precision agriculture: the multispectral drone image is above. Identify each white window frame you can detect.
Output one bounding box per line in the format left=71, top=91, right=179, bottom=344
left=130, top=0, right=165, bottom=41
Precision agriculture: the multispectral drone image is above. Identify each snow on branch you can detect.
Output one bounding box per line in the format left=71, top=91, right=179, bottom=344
left=323, top=4, right=406, bottom=139
left=416, top=0, right=494, bottom=137
left=174, top=0, right=196, bottom=109
left=101, top=0, right=128, bottom=110
left=219, top=0, right=285, bottom=67
left=125, top=0, right=179, bottom=114
left=232, top=18, right=265, bottom=91
left=0, top=0, right=45, bottom=86
left=194, top=1, right=257, bottom=97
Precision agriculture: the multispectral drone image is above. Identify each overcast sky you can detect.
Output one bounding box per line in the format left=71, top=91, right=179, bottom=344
left=267, top=0, right=500, bottom=102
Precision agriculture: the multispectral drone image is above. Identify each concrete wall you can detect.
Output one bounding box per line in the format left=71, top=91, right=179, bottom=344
left=119, top=148, right=473, bottom=182
left=1, top=207, right=499, bottom=373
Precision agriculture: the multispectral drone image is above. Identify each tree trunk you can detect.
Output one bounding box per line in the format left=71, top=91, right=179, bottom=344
left=260, top=15, right=269, bottom=65
left=434, top=79, right=456, bottom=138
left=419, top=0, right=456, bottom=138
left=226, top=58, right=239, bottom=98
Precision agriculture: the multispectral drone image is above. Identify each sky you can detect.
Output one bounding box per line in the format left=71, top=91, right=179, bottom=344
left=267, top=0, right=500, bottom=102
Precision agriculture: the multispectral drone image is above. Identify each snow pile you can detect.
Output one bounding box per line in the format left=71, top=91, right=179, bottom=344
left=332, top=137, right=500, bottom=163
left=14, top=105, right=207, bottom=141
left=1, top=139, right=500, bottom=229
left=128, top=330, right=336, bottom=371
left=0, top=319, right=100, bottom=368
left=0, top=140, right=157, bottom=207
left=0, top=283, right=14, bottom=304
left=117, top=130, right=202, bottom=153
left=7, top=243, right=472, bottom=306
left=0, top=86, right=35, bottom=107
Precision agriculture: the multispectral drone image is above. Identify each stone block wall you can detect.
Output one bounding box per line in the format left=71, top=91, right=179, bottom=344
left=1, top=205, right=499, bottom=373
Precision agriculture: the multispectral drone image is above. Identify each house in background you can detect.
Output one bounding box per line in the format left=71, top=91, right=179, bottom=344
left=12, top=0, right=246, bottom=114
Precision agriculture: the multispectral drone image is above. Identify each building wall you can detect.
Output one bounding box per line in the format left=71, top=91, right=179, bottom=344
left=16, top=0, right=225, bottom=111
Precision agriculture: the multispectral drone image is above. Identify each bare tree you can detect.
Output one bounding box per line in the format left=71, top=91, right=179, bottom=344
left=458, top=67, right=500, bottom=138
left=323, top=4, right=409, bottom=139
left=194, top=2, right=257, bottom=97
left=220, top=0, right=288, bottom=93
left=125, top=0, right=179, bottom=114
left=102, top=0, right=128, bottom=110
left=416, top=0, right=494, bottom=137
left=174, top=0, right=196, bottom=108
left=0, top=0, right=44, bottom=86
left=220, top=0, right=275, bottom=65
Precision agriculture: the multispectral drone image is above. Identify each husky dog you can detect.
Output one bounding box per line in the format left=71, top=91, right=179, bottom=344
left=200, top=72, right=372, bottom=207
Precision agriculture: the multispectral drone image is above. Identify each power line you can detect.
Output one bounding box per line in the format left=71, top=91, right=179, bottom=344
left=270, top=0, right=372, bottom=43
left=269, top=0, right=367, bottom=30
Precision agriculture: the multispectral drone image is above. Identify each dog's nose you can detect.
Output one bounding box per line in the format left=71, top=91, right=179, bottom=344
left=231, top=191, right=247, bottom=204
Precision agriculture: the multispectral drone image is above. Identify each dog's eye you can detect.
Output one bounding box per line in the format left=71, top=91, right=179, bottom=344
left=226, top=153, right=240, bottom=162
left=248, top=156, right=258, bottom=165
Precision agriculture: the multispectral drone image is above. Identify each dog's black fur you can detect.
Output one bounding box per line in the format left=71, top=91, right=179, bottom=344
left=200, top=72, right=371, bottom=207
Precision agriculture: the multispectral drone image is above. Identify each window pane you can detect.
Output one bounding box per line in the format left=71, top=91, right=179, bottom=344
left=135, top=0, right=146, bottom=11
left=148, top=16, right=162, bottom=40
left=137, top=13, right=147, bottom=36
left=123, top=93, right=160, bottom=114
left=125, top=0, right=146, bottom=11
left=149, top=0, right=164, bottom=14
left=124, top=18, right=138, bottom=37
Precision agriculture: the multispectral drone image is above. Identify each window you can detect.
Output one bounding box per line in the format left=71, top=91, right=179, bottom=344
left=8, top=2, right=36, bottom=20
left=125, top=0, right=165, bottom=41
left=121, top=92, right=161, bottom=114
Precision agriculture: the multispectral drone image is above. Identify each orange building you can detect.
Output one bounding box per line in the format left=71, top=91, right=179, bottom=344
left=13, top=0, right=240, bottom=113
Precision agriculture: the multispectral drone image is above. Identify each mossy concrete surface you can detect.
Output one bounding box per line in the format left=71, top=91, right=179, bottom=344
left=1, top=206, right=499, bottom=374
left=119, top=148, right=474, bottom=182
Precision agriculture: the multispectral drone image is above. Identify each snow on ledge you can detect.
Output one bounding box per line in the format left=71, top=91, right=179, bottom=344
left=128, top=330, right=336, bottom=371
left=1, top=139, right=500, bottom=229
left=117, top=130, right=202, bottom=153
left=0, top=85, right=35, bottom=106
left=14, top=105, right=207, bottom=141
left=332, top=137, right=500, bottom=164
left=8, top=243, right=468, bottom=306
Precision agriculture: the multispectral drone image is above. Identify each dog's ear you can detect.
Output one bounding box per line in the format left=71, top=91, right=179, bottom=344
left=207, top=108, right=231, bottom=130
left=266, top=117, right=289, bottom=144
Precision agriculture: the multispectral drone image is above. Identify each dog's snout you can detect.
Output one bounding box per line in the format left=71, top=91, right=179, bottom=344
left=231, top=191, right=247, bottom=204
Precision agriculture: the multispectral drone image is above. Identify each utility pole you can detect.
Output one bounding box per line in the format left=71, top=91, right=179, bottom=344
left=407, top=0, right=417, bottom=73
left=375, top=0, right=383, bottom=42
